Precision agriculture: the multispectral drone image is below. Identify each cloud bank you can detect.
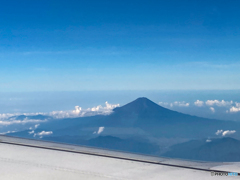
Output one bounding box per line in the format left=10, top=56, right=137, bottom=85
left=0, top=101, right=120, bottom=126
left=0, top=119, right=46, bottom=126
left=48, top=101, right=120, bottom=119
left=161, top=99, right=240, bottom=115
left=205, top=100, right=233, bottom=107
left=161, top=99, right=235, bottom=108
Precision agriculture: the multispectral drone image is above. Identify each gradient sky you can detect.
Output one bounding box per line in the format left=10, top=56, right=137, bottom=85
left=0, top=0, right=240, bottom=91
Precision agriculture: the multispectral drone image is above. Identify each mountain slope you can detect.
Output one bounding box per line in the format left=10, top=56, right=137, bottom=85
left=44, top=135, right=160, bottom=155
left=163, top=137, right=240, bottom=162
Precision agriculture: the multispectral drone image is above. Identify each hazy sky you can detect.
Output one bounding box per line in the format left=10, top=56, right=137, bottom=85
left=1, top=0, right=240, bottom=91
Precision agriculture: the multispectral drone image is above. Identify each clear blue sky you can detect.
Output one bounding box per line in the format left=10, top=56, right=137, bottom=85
left=0, top=0, right=240, bottom=91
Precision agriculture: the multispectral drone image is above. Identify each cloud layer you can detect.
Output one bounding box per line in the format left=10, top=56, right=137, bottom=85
left=0, top=101, right=120, bottom=126
left=205, top=100, right=233, bottom=107
left=48, top=101, right=120, bottom=119
left=160, top=99, right=240, bottom=114
left=159, top=101, right=189, bottom=107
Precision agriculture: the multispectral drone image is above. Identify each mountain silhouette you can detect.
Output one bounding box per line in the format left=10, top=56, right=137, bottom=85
left=113, top=97, right=171, bottom=115
left=9, top=97, right=240, bottom=139
left=92, top=98, right=239, bottom=138
left=96, top=97, right=200, bottom=127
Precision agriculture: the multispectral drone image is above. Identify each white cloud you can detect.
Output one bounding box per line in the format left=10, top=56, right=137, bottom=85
left=222, top=130, right=236, bottom=136
left=35, top=124, right=40, bottom=129
left=49, top=101, right=120, bottom=119
left=36, top=131, right=53, bottom=136
left=105, top=101, right=120, bottom=110
left=73, top=106, right=82, bottom=113
left=210, top=107, right=215, bottom=113
left=206, top=139, right=212, bottom=142
left=0, top=101, right=120, bottom=126
left=229, top=102, right=240, bottom=113
left=29, top=130, right=34, bottom=134
left=215, top=129, right=236, bottom=136
left=0, top=131, right=16, bottom=135
left=97, top=127, right=105, bottom=134
left=0, top=112, right=49, bottom=126
left=194, top=100, right=204, bottom=107
left=205, top=100, right=233, bottom=107
left=0, top=119, right=46, bottom=126
left=170, top=101, right=190, bottom=107
left=229, top=106, right=240, bottom=113
left=215, top=130, right=223, bottom=135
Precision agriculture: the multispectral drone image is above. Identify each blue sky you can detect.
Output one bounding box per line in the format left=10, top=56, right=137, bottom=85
left=0, top=0, right=240, bottom=91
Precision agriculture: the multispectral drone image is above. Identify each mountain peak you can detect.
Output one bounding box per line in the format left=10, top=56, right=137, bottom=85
left=113, top=97, right=168, bottom=115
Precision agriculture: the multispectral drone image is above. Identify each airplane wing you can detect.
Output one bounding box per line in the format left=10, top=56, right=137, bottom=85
left=0, top=135, right=239, bottom=180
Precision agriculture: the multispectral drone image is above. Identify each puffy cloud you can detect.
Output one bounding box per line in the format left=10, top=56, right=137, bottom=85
left=215, top=129, right=236, bottom=136
left=215, top=130, right=223, bottom=135
left=35, top=124, right=40, bottom=129
left=105, top=101, right=120, bottom=110
left=170, top=101, right=190, bottom=107
left=205, top=100, right=233, bottom=107
left=97, top=127, right=105, bottom=134
left=210, top=107, right=215, bottom=113
left=194, top=100, right=204, bottom=107
left=229, top=106, right=240, bottom=113
left=29, top=130, right=34, bottom=134
left=73, top=106, right=82, bottom=113
left=222, top=130, right=236, bottom=136
left=36, top=131, right=53, bottom=136
left=229, top=102, right=240, bottom=113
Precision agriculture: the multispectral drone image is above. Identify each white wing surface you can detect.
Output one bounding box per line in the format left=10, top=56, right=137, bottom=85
left=0, top=135, right=239, bottom=180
